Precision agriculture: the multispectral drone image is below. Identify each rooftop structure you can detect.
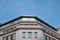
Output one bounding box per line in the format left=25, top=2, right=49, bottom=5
left=0, top=16, right=60, bottom=40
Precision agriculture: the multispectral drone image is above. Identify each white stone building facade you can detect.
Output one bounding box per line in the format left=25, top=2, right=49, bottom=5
left=0, top=16, right=60, bottom=40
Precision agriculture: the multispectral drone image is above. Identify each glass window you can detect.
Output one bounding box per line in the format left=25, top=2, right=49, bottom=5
left=29, top=18, right=35, bottom=21
left=8, top=36, right=11, bottom=40
left=21, top=18, right=36, bottom=22
left=49, top=37, right=51, bottom=40
left=22, top=18, right=29, bottom=21
left=13, top=33, right=16, bottom=40
left=28, top=32, right=32, bottom=39
left=34, top=32, right=38, bottom=39
left=44, top=35, right=47, bottom=40
left=22, top=32, right=26, bottom=38
left=3, top=37, right=6, bottom=40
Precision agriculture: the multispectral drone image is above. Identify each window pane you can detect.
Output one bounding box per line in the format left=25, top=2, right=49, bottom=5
left=3, top=37, right=6, bottom=40
left=34, top=32, right=38, bottom=39
left=22, top=18, right=28, bottom=21
left=28, top=32, right=32, bottom=39
left=21, top=18, right=36, bottom=22
left=29, top=18, right=35, bottom=21
left=44, top=35, right=47, bottom=40
left=49, top=37, right=51, bottom=40
left=22, top=32, right=26, bottom=38
left=13, top=34, right=16, bottom=40
left=8, top=36, right=11, bottom=40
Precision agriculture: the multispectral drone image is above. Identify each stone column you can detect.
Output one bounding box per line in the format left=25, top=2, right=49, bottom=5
left=37, top=30, right=45, bottom=40
left=16, top=30, right=21, bottom=40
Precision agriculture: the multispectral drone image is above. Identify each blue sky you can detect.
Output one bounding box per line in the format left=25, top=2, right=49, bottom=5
left=0, top=0, right=60, bottom=28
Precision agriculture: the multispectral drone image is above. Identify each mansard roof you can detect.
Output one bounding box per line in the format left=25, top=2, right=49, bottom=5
left=0, top=16, right=57, bottom=31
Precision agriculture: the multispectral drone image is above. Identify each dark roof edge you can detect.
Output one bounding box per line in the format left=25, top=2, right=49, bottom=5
left=0, top=16, right=57, bottom=31
left=0, top=16, right=36, bottom=27
left=0, top=16, right=22, bottom=27
left=35, top=17, right=57, bottom=31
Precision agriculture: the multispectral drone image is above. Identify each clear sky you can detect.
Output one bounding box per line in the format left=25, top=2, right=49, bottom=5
left=0, top=0, right=60, bottom=28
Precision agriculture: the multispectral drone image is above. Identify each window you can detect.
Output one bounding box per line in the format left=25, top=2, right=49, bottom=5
left=3, top=33, right=16, bottom=40
left=22, top=32, right=26, bottom=38
left=22, top=32, right=38, bottom=39
left=13, top=33, right=16, bottom=40
left=34, top=32, right=38, bottom=39
left=28, top=32, right=32, bottom=39
left=44, top=35, right=55, bottom=40
left=6, top=36, right=8, bottom=40
left=48, top=37, right=51, bottom=40
left=3, top=37, right=6, bottom=40
left=21, top=18, right=36, bottom=22
left=10, top=34, right=16, bottom=40
left=22, top=18, right=28, bottom=21
left=8, top=36, right=10, bottom=40
left=28, top=18, right=36, bottom=21
left=44, top=35, right=48, bottom=40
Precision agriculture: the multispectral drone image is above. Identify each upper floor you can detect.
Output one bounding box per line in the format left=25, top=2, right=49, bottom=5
left=0, top=16, right=60, bottom=40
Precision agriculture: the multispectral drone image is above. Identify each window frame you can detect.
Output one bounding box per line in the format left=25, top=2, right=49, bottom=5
left=28, top=32, right=32, bottom=39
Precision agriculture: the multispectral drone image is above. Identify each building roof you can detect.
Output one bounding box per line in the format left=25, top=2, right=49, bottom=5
left=0, top=16, right=57, bottom=31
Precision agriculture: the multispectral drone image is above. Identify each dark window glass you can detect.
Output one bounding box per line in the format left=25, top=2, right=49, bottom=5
left=34, top=32, right=38, bottom=39
left=22, top=32, right=26, bottom=38
left=28, top=32, right=32, bottom=39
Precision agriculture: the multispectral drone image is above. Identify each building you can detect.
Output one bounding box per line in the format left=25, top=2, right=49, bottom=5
left=57, top=28, right=60, bottom=34
left=0, top=16, right=60, bottom=40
